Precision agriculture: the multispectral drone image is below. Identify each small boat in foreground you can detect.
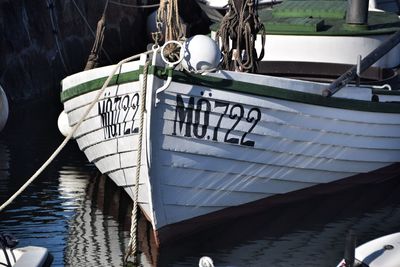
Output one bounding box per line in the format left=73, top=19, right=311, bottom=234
left=337, top=232, right=400, bottom=267
left=0, top=234, right=52, bottom=267
left=60, top=0, right=400, bottom=244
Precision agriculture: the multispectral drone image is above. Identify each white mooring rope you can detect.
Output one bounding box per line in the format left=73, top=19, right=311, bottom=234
left=0, top=50, right=153, bottom=213
left=125, top=60, right=150, bottom=265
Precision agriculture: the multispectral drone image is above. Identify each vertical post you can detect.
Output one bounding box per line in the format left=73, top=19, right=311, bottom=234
left=344, top=231, right=356, bottom=267
left=356, top=55, right=361, bottom=87
left=346, top=0, right=369, bottom=25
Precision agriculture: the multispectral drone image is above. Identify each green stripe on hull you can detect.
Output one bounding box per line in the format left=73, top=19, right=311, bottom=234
left=60, top=69, right=142, bottom=103
left=155, top=69, right=400, bottom=114
left=61, top=65, right=400, bottom=113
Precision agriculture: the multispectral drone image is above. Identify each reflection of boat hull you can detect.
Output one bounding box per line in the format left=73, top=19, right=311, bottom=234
left=61, top=56, right=400, bottom=243
left=59, top=169, right=133, bottom=266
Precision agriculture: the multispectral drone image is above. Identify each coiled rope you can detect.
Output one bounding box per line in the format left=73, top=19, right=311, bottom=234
left=216, top=0, right=265, bottom=72
left=157, top=0, right=185, bottom=42
left=124, top=59, right=150, bottom=266
left=154, top=0, right=185, bottom=64
left=0, top=50, right=153, bottom=213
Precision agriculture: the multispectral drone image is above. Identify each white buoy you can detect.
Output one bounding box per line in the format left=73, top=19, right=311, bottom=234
left=0, top=85, right=9, bottom=132
left=199, top=256, right=214, bottom=267
left=181, top=35, right=221, bottom=73
left=57, top=110, right=72, bottom=137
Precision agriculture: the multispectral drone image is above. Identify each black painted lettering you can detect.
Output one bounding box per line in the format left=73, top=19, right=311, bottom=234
left=173, top=95, right=194, bottom=137
left=224, top=104, right=244, bottom=144
left=193, top=98, right=211, bottom=139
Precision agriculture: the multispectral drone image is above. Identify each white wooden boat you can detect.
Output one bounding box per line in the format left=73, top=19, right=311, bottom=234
left=60, top=0, right=400, bottom=244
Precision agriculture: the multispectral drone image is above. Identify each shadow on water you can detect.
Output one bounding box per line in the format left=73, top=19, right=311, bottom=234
left=0, top=104, right=400, bottom=267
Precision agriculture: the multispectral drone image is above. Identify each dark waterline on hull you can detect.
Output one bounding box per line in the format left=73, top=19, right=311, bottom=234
left=0, top=105, right=399, bottom=266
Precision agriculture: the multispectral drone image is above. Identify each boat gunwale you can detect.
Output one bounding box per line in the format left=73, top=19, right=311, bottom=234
left=61, top=65, right=400, bottom=113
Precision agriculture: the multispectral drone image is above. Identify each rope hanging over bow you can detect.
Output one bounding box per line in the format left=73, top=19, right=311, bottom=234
left=153, top=0, right=185, bottom=63
left=216, top=0, right=265, bottom=72
left=156, top=0, right=185, bottom=43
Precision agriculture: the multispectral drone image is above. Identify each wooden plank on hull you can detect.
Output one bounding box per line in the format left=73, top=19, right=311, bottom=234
left=158, top=165, right=352, bottom=185
left=161, top=131, right=400, bottom=162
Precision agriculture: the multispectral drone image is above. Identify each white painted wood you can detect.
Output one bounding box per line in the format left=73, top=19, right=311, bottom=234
left=337, top=233, right=400, bottom=267
left=148, top=76, right=400, bottom=229
left=62, top=58, right=400, bottom=235
left=255, top=34, right=400, bottom=68
left=211, top=30, right=400, bottom=69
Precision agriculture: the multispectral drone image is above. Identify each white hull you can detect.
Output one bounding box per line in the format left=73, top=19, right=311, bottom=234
left=61, top=56, right=400, bottom=242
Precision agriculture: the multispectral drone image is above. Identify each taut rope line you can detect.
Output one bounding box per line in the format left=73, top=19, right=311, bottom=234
left=0, top=50, right=154, bottom=213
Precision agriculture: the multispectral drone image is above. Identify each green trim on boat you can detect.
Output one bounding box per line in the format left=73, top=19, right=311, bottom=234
left=153, top=68, right=400, bottom=114
left=272, top=1, right=346, bottom=19
left=373, top=89, right=400, bottom=96
left=210, top=1, right=400, bottom=36
left=61, top=65, right=399, bottom=113
left=60, top=68, right=143, bottom=103
left=267, top=17, right=325, bottom=33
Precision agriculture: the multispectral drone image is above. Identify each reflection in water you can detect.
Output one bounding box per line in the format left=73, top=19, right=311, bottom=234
left=59, top=170, right=129, bottom=266
left=0, top=105, right=399, bottom=266
left=0, top=106, right=133, bottom=267
left=156, top=177, right=400, bottom=266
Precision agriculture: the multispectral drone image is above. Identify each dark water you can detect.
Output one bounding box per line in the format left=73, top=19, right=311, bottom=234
left=1, top=105, right=400, bottom=267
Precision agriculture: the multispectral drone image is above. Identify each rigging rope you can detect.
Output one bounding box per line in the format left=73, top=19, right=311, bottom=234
left=157, top=0, right=185, bottom=42
left=155, top=0, right=185, bottom=64
left=84, top=0, right=109, bottom=70
left=71, top=0, right=113, bottom=64
left=0, top=50, right=154, bottom=213
left=216, top=0, right=265, bottom=72
left=46, top=0, right=70, bottom=74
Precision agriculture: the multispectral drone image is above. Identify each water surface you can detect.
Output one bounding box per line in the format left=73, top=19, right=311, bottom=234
left=0, top=105, right=399, bottom=267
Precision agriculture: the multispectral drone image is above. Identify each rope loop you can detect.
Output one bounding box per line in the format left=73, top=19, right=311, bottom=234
left=160, top=40, right=183, bottom=66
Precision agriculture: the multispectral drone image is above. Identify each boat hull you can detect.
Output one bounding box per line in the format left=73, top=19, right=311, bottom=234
left=61, top=61, right=400, bottom=243
left=148, top=70, right=400, bottom=231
